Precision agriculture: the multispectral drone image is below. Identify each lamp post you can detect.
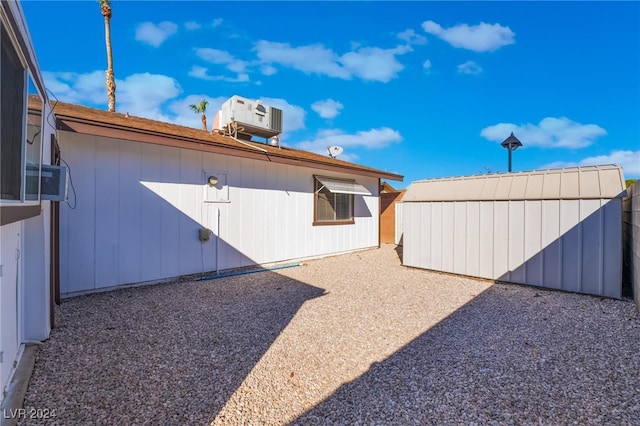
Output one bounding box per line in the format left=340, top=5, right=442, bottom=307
left=501, top=132, right=522, bottom=172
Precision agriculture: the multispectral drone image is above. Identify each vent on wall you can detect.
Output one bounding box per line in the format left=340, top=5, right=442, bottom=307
left=40, top=164, right=68, bottom=201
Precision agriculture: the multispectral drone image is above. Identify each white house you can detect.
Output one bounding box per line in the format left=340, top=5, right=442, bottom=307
left=400, top=166, right=626, bottom=298
left=0, top=1, right=57, bottom=404
left=52, top=101, right=403, bottom=297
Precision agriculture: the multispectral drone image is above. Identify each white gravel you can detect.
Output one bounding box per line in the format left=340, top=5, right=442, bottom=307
left=19, top=244, right=640, bottom=425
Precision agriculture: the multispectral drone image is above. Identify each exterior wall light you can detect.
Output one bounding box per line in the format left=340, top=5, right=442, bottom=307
left=208, top=175, right=219, bottom=186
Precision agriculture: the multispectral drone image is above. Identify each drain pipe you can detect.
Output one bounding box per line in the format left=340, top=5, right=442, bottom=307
left=216, top=208, right=220, bottom=275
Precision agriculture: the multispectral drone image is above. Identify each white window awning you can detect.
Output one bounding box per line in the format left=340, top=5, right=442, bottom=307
left=315, top=176, right=371, bottom=195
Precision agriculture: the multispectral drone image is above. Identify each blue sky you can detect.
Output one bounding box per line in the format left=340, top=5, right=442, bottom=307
left=22, top=1, right=640, bottom=187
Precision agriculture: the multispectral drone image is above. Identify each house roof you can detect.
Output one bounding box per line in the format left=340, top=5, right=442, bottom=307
left=380, top=182, right=396, bottom=193
left=380, top=181, right=406, bottom=194
left=40, top=100, right=403, bottom=182
left=402, top=165, right=626, bottom=202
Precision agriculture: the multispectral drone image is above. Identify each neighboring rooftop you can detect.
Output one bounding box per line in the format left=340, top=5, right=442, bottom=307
left=403, top=165, right=626, bottom=202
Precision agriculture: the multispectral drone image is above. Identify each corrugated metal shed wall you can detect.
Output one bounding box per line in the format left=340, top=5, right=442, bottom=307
left=401, top=166, right=626, bottom=298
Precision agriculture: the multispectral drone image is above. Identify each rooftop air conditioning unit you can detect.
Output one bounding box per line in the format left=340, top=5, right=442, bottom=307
left=213, top=95, right=283, bottom=140
left=40, top=164, right=68, bottom=201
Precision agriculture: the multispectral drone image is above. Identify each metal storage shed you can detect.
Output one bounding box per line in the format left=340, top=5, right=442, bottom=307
left=400, top=165, right=627, bottom=298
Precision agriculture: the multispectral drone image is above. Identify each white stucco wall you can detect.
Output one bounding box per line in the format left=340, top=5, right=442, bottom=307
left=58, top=132, right=380, bottom=296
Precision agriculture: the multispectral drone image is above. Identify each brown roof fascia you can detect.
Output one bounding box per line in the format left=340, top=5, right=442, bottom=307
left=52, top=102, right=403, bottom=182
left=57, top=118, right=269, bottom=162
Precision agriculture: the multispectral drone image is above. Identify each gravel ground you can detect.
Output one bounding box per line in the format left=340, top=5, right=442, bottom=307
left=19, top=244, right=640, bottom=425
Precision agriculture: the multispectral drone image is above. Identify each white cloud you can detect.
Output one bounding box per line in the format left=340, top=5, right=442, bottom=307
left=212, top=18, right=223, bottom=27
left=296, top=127, right=402, bottom=154
left=233, top=73, right=251, bottom=83
left=260, top=64, right=278, bottom=76
left=188, top=65, right=211, bottom=79
left=397, top=29, right=427, bottom=45
left=540, top=150, right=640, bottom=176
left=311, top=99, right=344, bottom=119
left=480, top=117, right=607, bottom=149
left=188, top=65, right=249, bottom=83
left=260, top=97, right=306, bottom=134
left=42, top=70, right=236, bottom=131
left=254, top=41, right=350, bottom=79
left=254, top=40, right=409, bottom=82
left=190, top=37, right=409, bottom=84
left=44, top=70, right=184, bottom=121
left=341, top=46, right=408, bottom=83
left=457, top=60, right=483, bottom=75
left=194, top=48, right=249, bottom=73
left=111, top=73, right=183, bottom=119
left=135, top=21, right=178, bottom=47
left=422, top=20, right=515, bottom=52
left=423, top=59, right=432, bottom=72
left=43, top=70, right=106, bottom=105
left=185, top=21, right=201, bottom=30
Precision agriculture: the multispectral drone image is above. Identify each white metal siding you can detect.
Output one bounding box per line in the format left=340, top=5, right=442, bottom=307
left=493, top=201, right=509, bottom=280
left=429, top=203, right=442, bottom=269
left=602, top=199, right=622, bottom=298
left=541, top=200, right=561, bottom=289
left=59, top=133, right=380, bottom=295
left=478, top=202, right=494, bottom=279
left=402, top=198, right=622, bottom=298
left=0, top=223, right=21, bottom=396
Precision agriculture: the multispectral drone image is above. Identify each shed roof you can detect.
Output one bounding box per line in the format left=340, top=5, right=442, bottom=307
left=402, top=165, right=626, bottom=202
left=32, top=99, right=403, bottom=182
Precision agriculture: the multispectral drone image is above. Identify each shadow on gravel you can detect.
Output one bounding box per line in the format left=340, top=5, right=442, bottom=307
left=393, top=244, right=403, bottom=263
left=293, top=285, right=640, bottom=425
left=21, top=271, right=325, bottom=425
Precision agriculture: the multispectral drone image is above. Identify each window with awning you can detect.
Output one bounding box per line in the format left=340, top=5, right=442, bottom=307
left=314, top=176, right=370, bottom=224
left=314, top=176, right=371, bottom=196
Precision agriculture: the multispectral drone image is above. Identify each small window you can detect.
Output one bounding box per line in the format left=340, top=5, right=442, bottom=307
left=314, top=177, right=357, bottom=225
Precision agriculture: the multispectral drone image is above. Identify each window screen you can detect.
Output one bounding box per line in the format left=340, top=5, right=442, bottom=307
left=314, top=177, right=354, bottom=223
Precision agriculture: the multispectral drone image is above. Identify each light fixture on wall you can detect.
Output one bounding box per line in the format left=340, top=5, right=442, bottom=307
left=208, top=175, right=218, bottom=186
